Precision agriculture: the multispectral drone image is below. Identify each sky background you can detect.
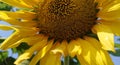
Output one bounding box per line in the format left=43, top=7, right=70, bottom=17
left=0, top=21, right=120, bottom=65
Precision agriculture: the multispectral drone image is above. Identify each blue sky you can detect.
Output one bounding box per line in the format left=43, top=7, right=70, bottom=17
left=0, top=21, right=120, bottom=65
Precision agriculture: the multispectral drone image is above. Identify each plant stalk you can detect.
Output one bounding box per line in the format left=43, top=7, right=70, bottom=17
left=64, top=56, right=70, bottom=65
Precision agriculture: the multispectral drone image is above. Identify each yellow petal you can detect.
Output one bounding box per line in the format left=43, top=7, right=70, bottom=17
left=108, top=3, right=120, bottom=12
left=98, top=9, right=120, bottom=20
left=0, top=11, right=36, bottom=27
left=51, top=41, right=68, bottom=56
left=29, top=40, right=54, bottom=65
left=7, top=34, right=43, bottom=48
left=0, top=25, right=13, bottom=30
left=0, top=26, right=38, bottom=50
left=5, top=27, right=38, bottom=49
left=22, top=0, right=38, bottom=7
left=98, top=0, right=120, bottom=20
left=76, top=38, right=114, bottom=65
left=84, top=36, right=114, bottom=65
left=0, top=28, right=36, bottom=50
left=40, top=52, right=61, bottom=65
left=1, top=0, right=32, bottom=8
left=77, top=55, right=89, bottom=65
left=100, top=49, right=114, bottom=65
left=68, top=40, right=81, bottom=57
left=13, top=26, right=38, bottom=37
left=95, top=0, right=115, bottom=9
left=92, top=24, right=115, bottom=52
left=0, top=11, right=36, bottom=20
left=16, top=34, right=43, bottom=46
left=101, top=20, right=120, bottom=36
left=84, top=36, right=102, bottom=49
left=14, top=37, right=48, bottom=65
left=0, top=27, right=20, bottom=50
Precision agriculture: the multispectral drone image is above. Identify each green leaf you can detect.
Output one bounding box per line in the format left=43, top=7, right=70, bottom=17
left=61, top=56, right=80, bottom=65
left=11, top=48, right=18, bottom=53
left=109, top=49, right=120, bottom=56
left=0, top=51, right=8, bottom=63
left=87, top=33, right=98, bottom=40
left=0, top=2, right=12, bottom=11
left=0, top=39, right=4, bottom=43
left=0, top=57, right=16, bottom=65
left=11, top=42, right=30, bottom=55
left=115, top=43, right=120, bottom=48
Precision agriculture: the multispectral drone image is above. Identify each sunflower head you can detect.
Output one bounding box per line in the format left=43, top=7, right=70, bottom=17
left=0, top=0, right=118, bottom=65
left=36, top=0, right=97, bottom=41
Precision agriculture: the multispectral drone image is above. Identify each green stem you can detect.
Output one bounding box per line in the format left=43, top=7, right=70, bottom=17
left=64, top=56, right=70, bottom=65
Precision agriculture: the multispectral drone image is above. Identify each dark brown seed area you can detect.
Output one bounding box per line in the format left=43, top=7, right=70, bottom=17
left=36, top=0, right=97, bottom=41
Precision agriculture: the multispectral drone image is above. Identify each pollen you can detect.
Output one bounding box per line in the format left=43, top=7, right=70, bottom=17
left=36, top=0, right=97, bottom=41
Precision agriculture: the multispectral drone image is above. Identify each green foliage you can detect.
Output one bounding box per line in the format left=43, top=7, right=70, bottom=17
left=0, top=39, right=14, bottom=65
left=0, top=38, right=4, bottom=43
left=61, top=56, right=80, bottom=65
left=109, top=49, right=120, bottom=56
left=109, top=43, right=120, bottom=56
left=0, top=2, right=12, bottom=11
left=12, top=42, right=30, bottom=55
left=0, top=51, right=8, bottom=63
left=0, top=57, right=15, bottom=65
left=115, top=43, right=120, bottom=48
left=69, top=58, right=80, bottom=65
left=0, top=38, right=30, bottom=65
left=87, top=33, right=98, bottom=40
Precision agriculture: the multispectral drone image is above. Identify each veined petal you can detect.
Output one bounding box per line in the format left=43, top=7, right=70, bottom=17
left=77, top=38, right=101, bottom=65
left=98, top=9, right=120, bottom=20
left=0, top=11, right=10, bottom=19
left=84, top=36, right=102, bottom=49
left=92, top=24, right=115, bottom=52
left=76, top=38, right=113, bottom=65
left=34, top=0, right=40, bottom=3
left=77, top=55, right=89, bottom=65
left=1, top=20, right=36, bottom=27
left=84, top=36, right=114, bottom=65
left=7, top=34, right=43, bottom=48
left=1, top=0, right=32, bottom=8
left=0, top=26, right=38, bottom=50
left=0, top=12, right=37, bottom=27
left=29, top=40, right=54, bottom=65
left=100, top=49, right=114, bottom=65
left=100, top=20, right=120, bottom=36
left=15, top=34, right=43, bottom=46
left=98, top=0, right=120, bottom=20
left=0, top=27, right=20, bottom=50
left=51, top=41, right=68, bottom=56
left=96, top=0, right=113, bottom=7
left=68, top=40, right=81, bottom=57
left=0, top=25, right=13, bottom=30
left=14, top=37, right=48, bottom=65
left=0, top=11, right=36, bottom=20
left=12, top=26, right=38, bottom=38
left=22, top=0, right=38, bottom=7
left=101, top=0, right=120, bottom=11
left=40, top=52, right=61, bottom=65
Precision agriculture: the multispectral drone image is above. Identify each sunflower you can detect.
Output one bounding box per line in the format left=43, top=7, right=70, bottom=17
left=0, top=0, right=119, bottom=65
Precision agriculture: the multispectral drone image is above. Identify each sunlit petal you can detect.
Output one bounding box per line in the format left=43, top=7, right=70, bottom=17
left=92, top=24, right=115, bottom=52
left=14, top=37, right=48, bottom=65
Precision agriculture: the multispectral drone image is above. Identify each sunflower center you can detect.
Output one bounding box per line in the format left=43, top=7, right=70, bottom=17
left=36, top=0, right=97, bottom=41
